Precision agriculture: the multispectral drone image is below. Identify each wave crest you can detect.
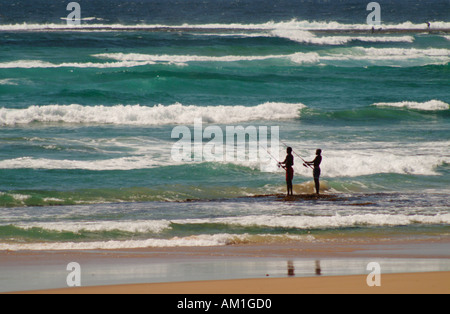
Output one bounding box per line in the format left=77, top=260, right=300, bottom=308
left=1, top=20, right=449, bottom=32
left=373, top=100, right=449, bottom=111
left=0, top=102, right=304, bottom=126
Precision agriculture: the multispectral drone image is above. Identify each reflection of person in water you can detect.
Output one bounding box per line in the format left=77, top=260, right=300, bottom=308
left=306, top=149, right=322, bottom=195
left=279, top=147, right=294, bottom=196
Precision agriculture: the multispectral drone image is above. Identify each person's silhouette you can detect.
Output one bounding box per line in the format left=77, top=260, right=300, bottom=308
left=306, top=149, right=322, bottom=195
left=280, top=147, right=294, bottom=196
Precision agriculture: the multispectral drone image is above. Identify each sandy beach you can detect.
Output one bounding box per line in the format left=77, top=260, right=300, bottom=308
left=14, top=271, right=450, bottom=294
left=2, top=235, right=450, bottom=294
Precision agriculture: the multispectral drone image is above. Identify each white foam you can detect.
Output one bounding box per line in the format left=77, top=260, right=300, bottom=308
left=95, top=52, right=292, bottom=64
left=373, top=100, right=449, bottom=111
left=95, top=47, right=450, bottom=68
left=0, top=59, right=156, bottom=69
left=60, top=17, right=105, bottom=22
left=321, top=153, right=446, bottom=177
left=0, top=54, right=311, bottom=69
left=0, top=140, right=447, bottom=175
left=11, top=194, right=31, bottom=202
left=1, top=20, right=449, bottom=32
left=0, top=79, right=19, bottom=86
left=96, top=51, right=322, bottom=65
left=0, top=156, right=168, bottom=171
left=4, top=213, right=450, bottom=239
left=0, top=192, right=28, bottom=199
left=322, top=47, right=450, bottom=66
left=356, top=47, right=450, bottom=58
left=288, top=52, right=321, bottom=64
left=0, top=102, right=304, bottom=126
left=0, top=233, right=309, bottom=251
left=42, top=198, right=65, bottom=202
left=271, top=29, right=414, bottom=45
left=1, top=210, right=449, bottom=250
left=177, top=213, right=450, bottom=229
left=350, top=36, right=415, bottom=43
left=2, top=46, right=448, bottom=69
left=273, top=29, right=345, bottom=45
left=17, top=220, right=171, bottom=234
left=275, top=140, right=450, bottom=178
left=271, top=20, right=450, bottom=31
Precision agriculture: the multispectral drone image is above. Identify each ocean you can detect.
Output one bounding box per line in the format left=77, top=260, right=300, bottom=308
left=0, top=0, right=448, bottom=251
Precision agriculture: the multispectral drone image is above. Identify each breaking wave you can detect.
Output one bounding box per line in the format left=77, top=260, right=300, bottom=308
left=372, top=100, right=449, bottom=111
left=1, top=20, right=449, bottom=32
left=1, top=212, right=448, bottom=250
left=1, top=46, right=447, bottom=69
left=0, top=233, right=312, bottom=251
left=0, top=102, right=305, bottom=126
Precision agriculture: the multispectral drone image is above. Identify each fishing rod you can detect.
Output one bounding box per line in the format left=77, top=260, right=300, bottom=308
left=247, top=133, right=311, bottom=170
left=257, top=140, right=284, bottom=169
left=277, top=138, right=314, bottom=169
left=246, top=133, right=284, bottom=169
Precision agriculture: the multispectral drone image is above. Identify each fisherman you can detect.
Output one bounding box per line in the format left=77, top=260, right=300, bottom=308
left=279, top=147, right=294, bottom=196
left=305, top=149, right=322, bottom=195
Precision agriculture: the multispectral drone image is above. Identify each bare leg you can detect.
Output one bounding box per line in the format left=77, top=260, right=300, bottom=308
left=314, top=178, right=320, bottom=195
left=287, top=180, right=293, bottom=196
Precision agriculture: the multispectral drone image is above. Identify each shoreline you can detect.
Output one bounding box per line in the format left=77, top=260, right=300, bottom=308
left=2, top=233, right=450, bottom=261
left=2, top=236, right=449, bottom=294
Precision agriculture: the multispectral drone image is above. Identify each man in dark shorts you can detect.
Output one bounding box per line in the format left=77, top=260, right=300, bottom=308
left=306, top=149, right=322, bottom=195
left=279, top=147, right=294, bottom=196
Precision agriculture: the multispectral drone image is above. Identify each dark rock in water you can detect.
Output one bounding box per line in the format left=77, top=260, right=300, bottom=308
left=247, top=193, right=345, bottom=202
left=278, top=194, right=343, bottom=202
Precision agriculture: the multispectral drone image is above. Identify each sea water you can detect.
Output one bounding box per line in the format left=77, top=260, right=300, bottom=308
left=0, top=0, right=449, bottom=251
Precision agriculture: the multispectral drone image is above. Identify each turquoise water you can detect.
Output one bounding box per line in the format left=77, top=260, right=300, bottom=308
left=0, top=0, right=448, bottom=250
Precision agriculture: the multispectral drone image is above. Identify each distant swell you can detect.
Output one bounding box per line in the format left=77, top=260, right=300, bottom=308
left=0, top=102, right=305, bottom=126
left=0, top=20, right=449, bottom=31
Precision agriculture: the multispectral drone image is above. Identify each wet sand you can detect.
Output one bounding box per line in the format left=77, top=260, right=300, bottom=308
left=2, top=236, right=450, bottom=294
left=14, top=271, right=450, bottom=294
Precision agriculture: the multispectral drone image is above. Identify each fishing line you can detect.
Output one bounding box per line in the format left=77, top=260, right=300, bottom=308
left=246, top=133, right=312, bottom=170
left=246, top=133, right=283, bottom=169
left=276, top=138, right=314, bottom=169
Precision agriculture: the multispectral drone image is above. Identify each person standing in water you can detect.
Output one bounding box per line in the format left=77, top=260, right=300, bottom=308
left=306, top=149, right=322, bottom=195
left=279, top=147, right=294, bottom=196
